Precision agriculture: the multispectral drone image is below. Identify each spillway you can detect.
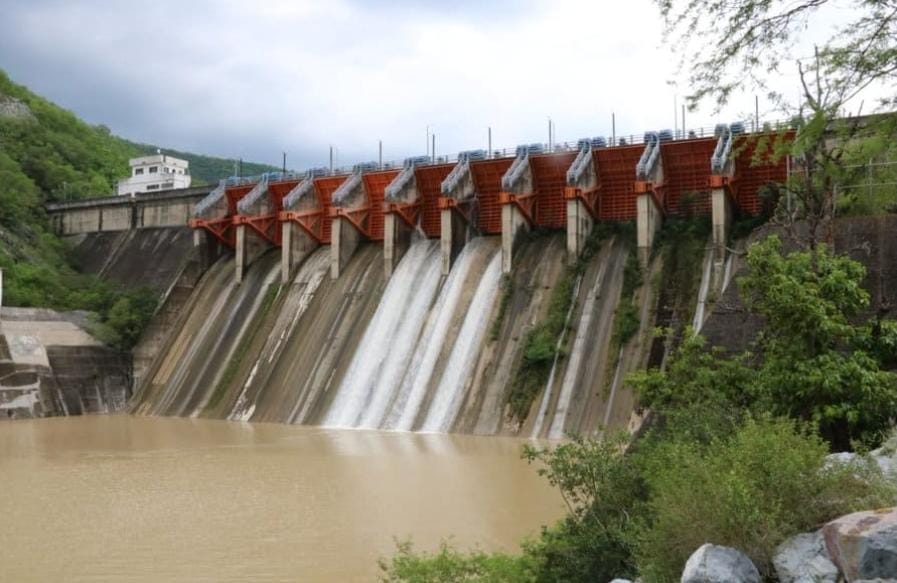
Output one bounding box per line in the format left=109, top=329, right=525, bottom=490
left=130, top=223, right=709, bottom=437
left=322, top=237, right=502, bottom=431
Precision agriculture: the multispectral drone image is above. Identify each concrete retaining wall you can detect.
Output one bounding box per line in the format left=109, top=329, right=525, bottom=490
left=46, top=185, right=213, bottom=236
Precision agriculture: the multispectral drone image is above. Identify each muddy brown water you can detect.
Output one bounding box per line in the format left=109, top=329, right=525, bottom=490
left=0, top=415, right=563, bottom=582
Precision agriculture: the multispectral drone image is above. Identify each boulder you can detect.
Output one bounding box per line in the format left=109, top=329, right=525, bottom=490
left=608, top=580, right=633, bottom=583
left=823, top=507, right=897, bottom=581
left=681, top=544, right=761, bottom=583
left=773, top=531, right=839, bottom=583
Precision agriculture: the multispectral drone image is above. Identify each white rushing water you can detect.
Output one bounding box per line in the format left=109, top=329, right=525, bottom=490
left=323, top=239, right=442, bottom=428
left=321, top=236, right=502, bottom=433
left=383, top=240, right=481, bottom=431
left=419, top=248, right=502, bottom=433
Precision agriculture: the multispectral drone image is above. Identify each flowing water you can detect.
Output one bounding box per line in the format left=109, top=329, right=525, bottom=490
left=131, top=232, right=654, bottom=437
left=0, top=416, right=562, bottom=582
left=323, top=237, right=502, bottom=432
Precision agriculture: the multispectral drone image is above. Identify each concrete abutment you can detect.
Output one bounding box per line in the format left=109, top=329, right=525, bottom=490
left=331, top=217, right=363, bottom=280
left=566, top=198, right=594, bottom=264
left=636, top=193, right=662, bottom=263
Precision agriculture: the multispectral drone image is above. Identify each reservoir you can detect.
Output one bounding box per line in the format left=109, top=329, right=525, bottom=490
left=0, top=416, right=563, bottom=581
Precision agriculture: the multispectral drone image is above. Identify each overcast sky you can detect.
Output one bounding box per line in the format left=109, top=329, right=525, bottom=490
left=0, top=0, right=819, bottom=169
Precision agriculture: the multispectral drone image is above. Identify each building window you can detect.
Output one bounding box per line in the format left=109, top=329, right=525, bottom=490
left=149, top=166, right=158, bottom=173
left=135, top=168, right=144, bottom=175
left=146, top=184, right=160, bottom=190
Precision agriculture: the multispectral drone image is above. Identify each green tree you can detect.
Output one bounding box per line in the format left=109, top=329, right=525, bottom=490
left=520, top=433, right=645, bottom=582
left=741, top=235, right=897, bottom=448
left=656, top=0, right=897, bottom=249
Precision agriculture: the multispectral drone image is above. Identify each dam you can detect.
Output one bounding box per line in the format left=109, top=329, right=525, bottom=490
left=36, top=123, right=789, bottom=437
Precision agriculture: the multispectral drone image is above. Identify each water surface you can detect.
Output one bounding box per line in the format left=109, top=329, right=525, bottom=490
left=0, top=416, right=562, bottom=582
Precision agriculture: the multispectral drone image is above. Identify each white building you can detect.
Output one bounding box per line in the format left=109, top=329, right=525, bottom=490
left=117, top=154, right=191, bottom=196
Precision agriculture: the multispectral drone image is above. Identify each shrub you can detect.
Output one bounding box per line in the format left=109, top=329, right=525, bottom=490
left=521, top=434, right=645, bottom=582
left=378, top=540, right=536, bottom=583
left=634, top=417, right=896, bottom=582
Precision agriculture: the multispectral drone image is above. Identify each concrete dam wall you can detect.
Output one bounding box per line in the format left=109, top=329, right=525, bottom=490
left=43, top=127, right=803, bottom=434
left=128, top=228, right=697, bottom=436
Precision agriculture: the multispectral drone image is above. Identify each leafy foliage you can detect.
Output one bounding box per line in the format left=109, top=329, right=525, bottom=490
left=635, top=235, right=897, bottom=450
left=0, top=68, right=273, bottom=350
left=508, top=270, right=578, bottom=423
left=521, top=433, right=645, bottom=582
left=635, top=417, right=895, bottom=582
left=379, top=540, right=536, bottom=583
left=741, top=235, right=897, bottom=449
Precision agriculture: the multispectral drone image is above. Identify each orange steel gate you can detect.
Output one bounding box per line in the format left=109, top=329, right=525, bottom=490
left=661, top=138, right=717, bottom=216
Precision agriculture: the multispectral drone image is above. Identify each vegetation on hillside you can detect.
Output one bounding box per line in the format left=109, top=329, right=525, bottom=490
left=0, top=69, right=274, bottom=349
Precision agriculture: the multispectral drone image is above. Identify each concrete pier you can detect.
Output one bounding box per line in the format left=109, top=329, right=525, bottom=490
left=234, top=179, right=275, bottom=284
left=499, top=146, right=536, bottom=274
left=636, top=193, right=661, bottom=261
left=330, top=214, right=363, bottom=279
left=438, top=152, right=483, bottom=275
left=635, top=134, right=665, bottom=261
left=501, top=202, right=529, bottom=274
left=564, top=141, right=601, bottom=263
left=384, top=213, right=414, bottom=278
left=383, top=157, right=431, bottom=278
left=439, top=202, right=472, bottom=275
left=711, top=188, right=732, bottom=262
left=279, top=175, right=328, bottom=284
left=566, top=198, right=593, bottom=262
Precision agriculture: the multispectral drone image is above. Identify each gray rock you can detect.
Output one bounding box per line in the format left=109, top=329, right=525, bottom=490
left=0, top=96, right=34, bottom=121
left=608, top=579, right=633, bottom=583
left=681, top=544, right=761, bottom=583
left=826, top=452, right=858, bottom=468
left=773, top=531, right=839, bottom=583
left=823, top=507, right=897, bottom=581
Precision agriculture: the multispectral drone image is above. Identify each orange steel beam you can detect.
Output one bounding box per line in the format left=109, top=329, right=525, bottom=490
left=634, top=179, right=666, bottom=216
left=233, top=213, right=280, bottom=247
left=563, top=186, right=601, bottom=221
left=189, top=216, right=236, bottom=248
left=329, top=206, right=371, bottom=237
left=278, top=208, right=329, bottom=245
left=438, top=196, right=473, bottom=224
left=385, top=201, right=422, bottom=229
left=498, top=191, right=536, bottom=225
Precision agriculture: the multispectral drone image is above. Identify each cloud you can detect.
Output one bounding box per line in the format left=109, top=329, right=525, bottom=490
left=0, top=0, right=845, bottom=169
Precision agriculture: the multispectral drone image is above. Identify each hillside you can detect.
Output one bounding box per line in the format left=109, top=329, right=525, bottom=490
left=0, top=69, right=274, bottom=348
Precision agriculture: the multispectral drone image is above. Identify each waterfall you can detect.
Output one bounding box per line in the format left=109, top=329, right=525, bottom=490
left=419, top=248, right=502, bottom=433
left=323, top=239, right=442, bottom=428
left=383, top=241, right=480, bottom=431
